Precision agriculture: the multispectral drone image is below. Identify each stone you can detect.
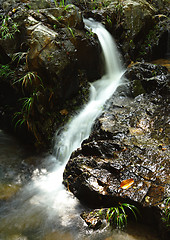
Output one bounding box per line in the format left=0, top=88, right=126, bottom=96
left=125, top=62, right=170, bottom=97
left=63, top=63, right=170, bottom=233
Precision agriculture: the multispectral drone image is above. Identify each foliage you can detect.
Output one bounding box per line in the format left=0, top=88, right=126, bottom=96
left=115, top=0, right=124, bottom=23
left=54, top=0, right=65, bottom=7
left=162, top=197, right=170, bottom=228
left=106, top=203, right=140, bottom=229
left=13, top=71, right=43, bottom=92
left=13, top=94, right=35, bottom=127
left=89, top=0, right=112, bottom=10
left=12, top=52, right=28, bottom=66
left=12, top=72, right=44, bottom=141
left=86, top=29, right=95, bottom=38
left=13, top=92, right=41, bottom=141
left=106, top=15, right=112, bottom=27
left=0, top=64, right=14, bottom=79
left=67, top=26, right=75, bottom=38
left=0, top=15, right=20, bottom=40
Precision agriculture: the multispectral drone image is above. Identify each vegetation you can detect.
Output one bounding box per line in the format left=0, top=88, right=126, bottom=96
left=13, top=92, right=40, bottom=141
left=0, top=64, right=14, bottom=79
left=162, top=197, right=170, bottom=228
left=106, top=203, right=140, bottom=229
left=13, top=71, right=43, bottom=93
left=0, top=15, right=20, bottom=40
left=54, top=0, right=66, bottom=7
left=67, top=26, right=75, bottom=38
left=12, top=72, right=44, bottom=142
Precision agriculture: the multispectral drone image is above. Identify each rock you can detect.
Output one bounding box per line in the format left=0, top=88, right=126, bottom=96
left=125, top=62, right=170, bottom=97
left=0, top=0, right=52, bottom=11
left=63, top=63, right=170, bottom=235
left=20, top=4, right=100, bottom=100
left=81, top=208, right=107, bottom=229
left=24, top=0, right=52, bottom=10
left=146, top=0, right=170, bottom=15
left=0, top=2, right=101, bottom=149
left=0, top=183, right=21, bottom=200
left=80, top=0, right=169, bottom=64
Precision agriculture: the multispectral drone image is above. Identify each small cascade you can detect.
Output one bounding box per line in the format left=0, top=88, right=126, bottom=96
left=0, top=19, right=125, bottom=239
left=54, top=18, right=124, bottom=166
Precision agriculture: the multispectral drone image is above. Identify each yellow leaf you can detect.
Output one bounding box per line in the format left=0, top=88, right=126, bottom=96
left=120, top=178, right=134, bottom=189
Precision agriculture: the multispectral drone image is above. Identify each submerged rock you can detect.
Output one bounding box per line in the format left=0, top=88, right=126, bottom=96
left=0, top=183, right=21, bottom=200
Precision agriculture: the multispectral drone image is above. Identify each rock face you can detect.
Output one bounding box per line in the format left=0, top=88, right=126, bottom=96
left=0, top=0, right=101, bottom=148
left=76, top=0, right=169, bottom=64
left=0, top=0, right=169, bottom=150
left=63, top=63, right=170, bottom=237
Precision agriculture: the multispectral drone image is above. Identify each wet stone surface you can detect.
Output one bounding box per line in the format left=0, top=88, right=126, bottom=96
left=63, top=63, right=170, bottom=237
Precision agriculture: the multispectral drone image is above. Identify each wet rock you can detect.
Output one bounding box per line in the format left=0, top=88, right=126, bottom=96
left=80, top=0, right=169, bottom=64
left=125, top=62, right=170, bottom=97
left=0, top=0, right=52, bottom=11
left=81, top=208, right=107, bottom=229
left=0, top=2, right=101, bottom=149
left=0, top=183, right=21, bottom=200
left=63, top=63, right=170, bottom=236
left=146, top=0, right=170, bottom=15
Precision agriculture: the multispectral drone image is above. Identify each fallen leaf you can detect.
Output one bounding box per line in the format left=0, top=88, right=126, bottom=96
left=60, top=109, right=68, bottom=115
left=120, top=178, right=134, bottom=189
left=145, top=196, right=150, bottom=203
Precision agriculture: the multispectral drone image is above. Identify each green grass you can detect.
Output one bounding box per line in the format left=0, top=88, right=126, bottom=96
left=13, top=72, right=43, bottom=94
left=162, top=197, right=170, bottom=227
left=0, top=16, right=20, bottom=40
left=0, top=64, right=14, bottom=79
left=106, top=203, right=140, bottom=229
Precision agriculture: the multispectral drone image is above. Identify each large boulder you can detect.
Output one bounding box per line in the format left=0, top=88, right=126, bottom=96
left=63, top=62, right=170, bottom=237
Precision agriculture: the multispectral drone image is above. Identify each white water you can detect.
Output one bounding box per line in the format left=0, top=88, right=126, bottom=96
left=0, top=19, right=124, bottom=239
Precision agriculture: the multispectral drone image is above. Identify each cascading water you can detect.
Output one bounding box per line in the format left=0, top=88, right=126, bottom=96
left=54, top=19, right=123, bottom=165
left=0, top=19, right=125, bottom=239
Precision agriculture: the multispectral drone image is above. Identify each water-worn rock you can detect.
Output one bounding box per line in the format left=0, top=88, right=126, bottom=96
left=63, top=62, right=170, bottom=238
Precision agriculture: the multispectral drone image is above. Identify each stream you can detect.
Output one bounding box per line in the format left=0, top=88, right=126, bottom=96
left=0, top=20, right=160, bottom=240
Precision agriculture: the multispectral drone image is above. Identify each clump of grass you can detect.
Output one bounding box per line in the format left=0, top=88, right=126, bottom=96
left=12, top=71, right=44, bottom=141
left=0, top=15, right=20, bottom=40
left=162, top=197, right=170, bottom=228
left=13, top=71, right=43, bottom=93
left=0, top=64, right=14, bottom=79
left=106, top=203, right=140, bottom=229
left=13, top=92, right=40, bottom=141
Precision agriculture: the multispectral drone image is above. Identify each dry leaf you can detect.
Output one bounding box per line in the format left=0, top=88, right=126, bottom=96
left=120, top=178, right=134, bottom=189
left=60, top=109, right=68, bottom=115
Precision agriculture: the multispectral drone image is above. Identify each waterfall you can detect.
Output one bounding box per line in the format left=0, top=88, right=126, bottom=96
left=54, top=18, right=123, bottom=166
left=0, top=19, right=124, bottom=239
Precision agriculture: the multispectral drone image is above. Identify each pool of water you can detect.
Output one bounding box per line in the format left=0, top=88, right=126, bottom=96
left=0, top=130, right=160, bottom=240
